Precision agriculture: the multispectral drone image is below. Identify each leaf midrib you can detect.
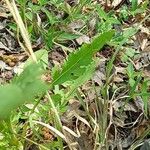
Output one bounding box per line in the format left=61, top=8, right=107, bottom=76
left=52, top=47, right=92, bottom=85
left=52, top=31, right=114, bottom=85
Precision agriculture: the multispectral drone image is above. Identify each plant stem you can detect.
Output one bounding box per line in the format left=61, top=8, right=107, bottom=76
left=18, top=134, right=49, bottom=150
left=76, top=90, right=95, bottom=128
left=47, top=92, right=64, bottom=150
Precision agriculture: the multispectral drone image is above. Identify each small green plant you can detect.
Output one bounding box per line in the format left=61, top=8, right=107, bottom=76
left=96, top=6, right=120, bottom=32
left=126, top=63, right=150, bottom=116
left=119, top=0, right=148, bottom=20
left=0, top=30, right=114, bottom=118
left=0, top=27, right=114, bottom=149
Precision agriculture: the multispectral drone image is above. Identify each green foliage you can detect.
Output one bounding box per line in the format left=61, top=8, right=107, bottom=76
left=119, top=0, right=148, bottom=19
left=0, top=85, right=23, bottom=119
left=121, top=48, right=137, bottom=62
left=126, top=63, right=137, bottom=87
left=140, top=80, right=150, bottom=116
left=66, top=60, right=97, bottom=99
left=131, top=0, right=148, bottom=15
left=13, top=63, right=48, bottom=100
left=24, top=49, right=48, bottom=68
left=96, top=6, right=120, bottom=33
left=0, top=63, right=48, bottom=120
left=41, top=7, right=58, bottom=25
left=126, top=63, right=143, bottom=101
left=112, top=27, right=138, bottom=45
left=131, top=0, right=138, bottom=11
left=126, top=63, right=150, bottom=116
left=52, top=30, right=114, bottom=86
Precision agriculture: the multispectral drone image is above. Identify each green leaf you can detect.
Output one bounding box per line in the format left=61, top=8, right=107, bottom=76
left=0, top=63, right=48, bottom=120
left=129, top=75, right=141, bottom=98
left=57, top=32, right=80, bottom=41
left=141, top=80, right=150, bottom=116
left=108, top=17, right=120, bottom=24
left=112, top=27, right=138, bottom=44
left=96, top=6, right=108, bottom=20
left=13, top=63, right=48, bottom=101
left=129, top=78, right=135, bottom=87
left=0, top=84, right=23, bottom=119
left=123, top=27, right=137, bottom=38
left=66, top=60, right=97, bottom=99
left=42, top=8, right=57, bottom=25
left=43, top=28, right=58, bottom=49
left=24, top=49, right=48, bottom=68
left=52, top=30, right=114, bottom=86
left=126, top=63, right=134, bottom=78
left=131, top=0, right=138, bottom=11
left=125, top=48, right=136, bottom=58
